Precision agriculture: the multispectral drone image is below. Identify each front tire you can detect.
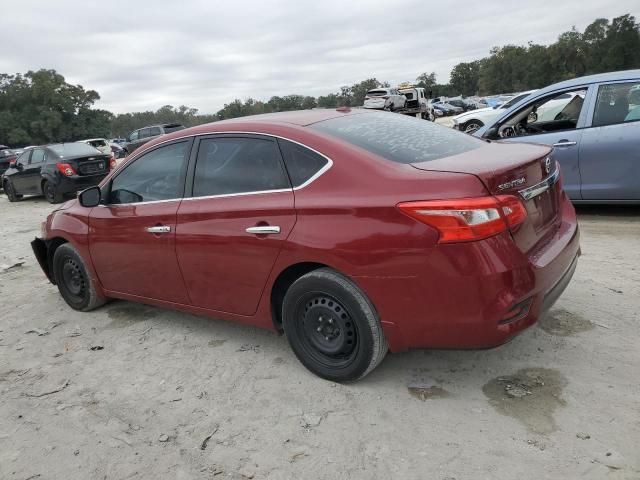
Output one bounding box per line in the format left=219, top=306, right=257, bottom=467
left=282, top=268, right=388, bottom=382
left=4, top=179, right=22, bottom=202
left=463, top=120, right=484, bottom=134
left=43, top=180, right=64, bottom=204
left=53, top=243, right=106, bottom=311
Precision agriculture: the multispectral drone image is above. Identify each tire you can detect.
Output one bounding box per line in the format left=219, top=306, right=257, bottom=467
left=282, top=268, right=388, bottom=382
left=43, top=180, right=64, bottom=204
left=4, top=179, right=22, bottom=202
left=463, top=120, right=484, bottom=134
left=52, top=243, right=106, bottom=312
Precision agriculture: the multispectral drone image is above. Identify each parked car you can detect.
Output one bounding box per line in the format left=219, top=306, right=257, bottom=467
left=123, top=123, right=185, bottom=154
left=0, top=145, right=17, bottom=177
left=31, top=109, right=580, bottom=382
left=78, top=138, right=112, bottom=157
left=453, top=90, right=537, bottom=133
left=110, top=138, right=127, bottom=145
left=476, top=70, right=640, bottom=203
left=3, top=143, right=110, bottom=203
left=363, top=88, right=407, bottom=111
left=447, top=98, right=476, bottom=111
left=430, top=100, right=463, bottom=115
left=110, top=142, right=126, bottom=160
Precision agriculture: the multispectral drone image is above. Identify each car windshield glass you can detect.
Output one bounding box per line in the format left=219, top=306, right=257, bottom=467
left=50, top=143, right=101, bottom=157
left=367, top=90, right=388, bottom=97
left=501, top=93, right=530, bottom=109
left=311, top=112, right=483, bottom=164
left=163, top=125, right=185, bottom=133
left=0, top=149, right=14, bottom=157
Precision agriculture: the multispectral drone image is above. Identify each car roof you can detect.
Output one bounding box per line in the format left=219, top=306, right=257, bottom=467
left=79, top=138, right=107, bottom=142
left=537, top=69, right=640, bottom=95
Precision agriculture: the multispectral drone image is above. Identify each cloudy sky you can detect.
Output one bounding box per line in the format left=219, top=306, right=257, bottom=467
left=2, top=0, right=637, bottom=114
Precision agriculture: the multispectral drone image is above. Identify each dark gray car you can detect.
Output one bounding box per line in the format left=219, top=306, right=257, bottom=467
left=123, top=123, right=185, bottom=155
left=475, top=70, right=640, bottom=203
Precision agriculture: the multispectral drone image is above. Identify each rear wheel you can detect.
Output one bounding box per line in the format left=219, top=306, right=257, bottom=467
left=282, top=268, right=388, bottom=382
left=4, top=179, right=22, bottom=202
left=53, top=243, right=106, bottom=311
left=43, top=180, right=64, bottom=204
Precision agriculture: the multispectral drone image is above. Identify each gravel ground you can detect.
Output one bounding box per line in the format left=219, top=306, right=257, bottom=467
left=0, top=193, right=639, bottom=480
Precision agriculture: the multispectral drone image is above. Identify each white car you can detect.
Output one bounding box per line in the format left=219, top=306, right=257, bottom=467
left=363, top=88, right=407, bottom=111
left=453, top=90, right=536, bottom=133
left=78, top=138, right=112, bottom=156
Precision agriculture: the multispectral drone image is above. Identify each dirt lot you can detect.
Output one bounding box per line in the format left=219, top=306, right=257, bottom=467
left=1, top=193, right=639, bottom=480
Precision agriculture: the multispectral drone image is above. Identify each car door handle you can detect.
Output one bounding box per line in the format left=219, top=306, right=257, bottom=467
left=145, top=225, right=171, bottom=234
left=553, top=140, right=577, bottom=147
left=245, top=226, right=281, bottom=235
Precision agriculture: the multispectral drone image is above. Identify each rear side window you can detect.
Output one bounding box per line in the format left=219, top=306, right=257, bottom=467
left=277, top=139, right=328, bottom=187
left=193, top=137, right=289, bottom=197
left=592, top=81, right=640, bottom=127
left=30, top=149, right=45, bottom=164
left=109, top=141, right=188, bottom=204
left=311, top=112, right=482, bottom=164
left=148, top=127, right=162, bottom=136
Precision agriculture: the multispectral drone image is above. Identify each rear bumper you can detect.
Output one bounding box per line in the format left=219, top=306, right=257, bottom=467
left=55, top=173, right=108, bottom=195
left=355, top=197, right=581, bottom=352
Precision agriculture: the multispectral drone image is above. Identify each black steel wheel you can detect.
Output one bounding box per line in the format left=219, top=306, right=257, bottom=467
left=4, top=179, right=22, bottom=202
left=53, top=243, right=107, bottom=311
left=282, top=268, right=387, bottom=382
left=43, top=180, right=63, bottom=204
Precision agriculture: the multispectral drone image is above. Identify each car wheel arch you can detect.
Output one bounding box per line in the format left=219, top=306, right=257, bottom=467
left=46, top=237, right=69, bottom=285
left=270, top=261, right=333, bottom=331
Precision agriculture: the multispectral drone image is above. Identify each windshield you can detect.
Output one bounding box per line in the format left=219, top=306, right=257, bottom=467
left=50, top=143, right=102, bottom=157
left=311, top=112, right=483, bottom=164
left=501, top=93, right=532, bottom=109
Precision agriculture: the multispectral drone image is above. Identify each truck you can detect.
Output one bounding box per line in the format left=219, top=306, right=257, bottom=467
left=396, top=84, right=434, bottom=121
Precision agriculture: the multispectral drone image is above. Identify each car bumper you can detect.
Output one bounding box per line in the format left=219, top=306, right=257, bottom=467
left=354, top=197, right=581, bottom=352
left=55, top=173, right=108, bottom=195
left=363, top=101, right=386, bottom=109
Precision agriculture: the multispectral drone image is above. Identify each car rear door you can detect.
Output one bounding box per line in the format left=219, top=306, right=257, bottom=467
left=579, top=80, right=640, bottom=201
left=23, top=148, right=46, bottom=194
left=89, top=139, right=192, bottom=303
left=175, top=134, right=296, bottom=316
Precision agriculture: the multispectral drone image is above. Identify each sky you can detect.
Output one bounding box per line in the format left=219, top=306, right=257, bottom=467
left=1, top=0, right=638, bottom=114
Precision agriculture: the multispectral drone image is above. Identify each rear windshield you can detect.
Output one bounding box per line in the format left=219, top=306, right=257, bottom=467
left=367, top=90, right=389, bottom=97
left=0, top=149, right=14, bottom=157
left=311, top=112, right=483, bottom=164
left=164, top=124, right=185, bottom=134
left=88, top=140, right=107, bottom=148
left=50, top=143, right=101, bottom=157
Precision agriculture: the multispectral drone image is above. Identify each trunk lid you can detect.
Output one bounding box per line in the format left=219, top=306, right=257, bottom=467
left=411, top=142, right=561, bottom=253
left=67, top=154, right=111, bottom=176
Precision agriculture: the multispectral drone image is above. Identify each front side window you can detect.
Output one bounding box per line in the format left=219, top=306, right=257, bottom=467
left=592, top=81, right=640, bottom=127
left=495, top=88, right=587, bottom=138
left=109, top=141, right=188, bottom=204
left=192, top=137, right=289, bottom=197
left=129, top=131, right=139, bottom=141
left=30, top=149, right=45, bottom=164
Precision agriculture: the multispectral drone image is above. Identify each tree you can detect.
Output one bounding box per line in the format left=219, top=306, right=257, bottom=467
left=449, top=61, right=481, bottom=96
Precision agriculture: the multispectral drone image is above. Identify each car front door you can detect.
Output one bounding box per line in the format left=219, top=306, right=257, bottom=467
left=175, top=134, right=296, bottom=316
left=89, top=139, right=192, bottom=303
left=493, top=86, right=593, bottom=201
left=10, top=150, right=32, bottom=192
left=579, top=80, right=640, bottom=201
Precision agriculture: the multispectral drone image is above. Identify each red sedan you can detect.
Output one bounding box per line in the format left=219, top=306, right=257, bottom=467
left=32, top=109, right=580, bottom=382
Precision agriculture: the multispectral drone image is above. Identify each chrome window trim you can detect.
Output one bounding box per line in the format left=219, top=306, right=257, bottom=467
left=104, top=131, right=334, bottom=207
left=518, top=167, right=560, bottom=201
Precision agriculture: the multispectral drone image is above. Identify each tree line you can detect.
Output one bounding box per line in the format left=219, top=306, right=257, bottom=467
left=1, top=14, right=638, bottom=147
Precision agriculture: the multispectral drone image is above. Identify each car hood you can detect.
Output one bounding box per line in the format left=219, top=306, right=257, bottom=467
left=453, top=106, right=495, bottom=121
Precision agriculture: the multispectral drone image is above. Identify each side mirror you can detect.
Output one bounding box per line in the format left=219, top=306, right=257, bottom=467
left=15, top=162, right=23, bottom=171
left=78, top=186, right=102, bottom=207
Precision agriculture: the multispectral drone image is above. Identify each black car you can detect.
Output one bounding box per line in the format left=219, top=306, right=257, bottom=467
left=123, top=123, right=185, bottom=155
left=447, top=99, right=477, bottom=112
left=0, top=145, right=17, bottom=177
left=2, top=143, right=110, bottom=204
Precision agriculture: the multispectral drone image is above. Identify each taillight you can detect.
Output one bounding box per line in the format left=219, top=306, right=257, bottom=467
left=56, top=162, right=76, bottom=177
left=397, top=195, right=527, bottom=243
left=109, top=158, right=117, bottom=170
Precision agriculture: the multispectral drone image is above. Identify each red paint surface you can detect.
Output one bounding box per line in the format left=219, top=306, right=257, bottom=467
left=40, top=109, right=580, bottom=352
